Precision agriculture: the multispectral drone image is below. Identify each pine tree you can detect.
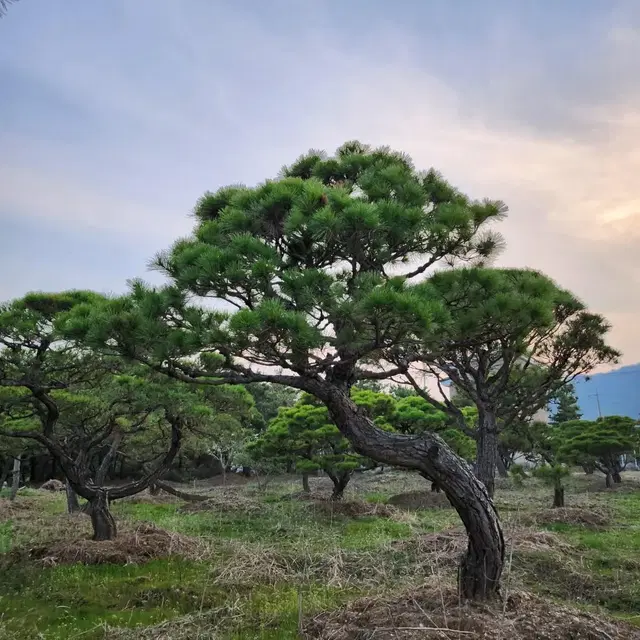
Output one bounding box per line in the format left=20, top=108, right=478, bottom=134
left=60, top=141, right=617, bottom=599
left=550, top=384, right=582, bottom=425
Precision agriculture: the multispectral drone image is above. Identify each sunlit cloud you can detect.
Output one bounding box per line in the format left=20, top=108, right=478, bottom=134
left=1, top=0, right=638, bottom=365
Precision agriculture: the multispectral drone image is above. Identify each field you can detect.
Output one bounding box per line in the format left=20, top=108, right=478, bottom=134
left=0, top=471, right=639, bottom=639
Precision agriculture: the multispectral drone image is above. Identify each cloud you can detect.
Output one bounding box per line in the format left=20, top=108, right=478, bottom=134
left=0, top=161, right=190, bottom=247
left=1, top=0, right=639, bottom=365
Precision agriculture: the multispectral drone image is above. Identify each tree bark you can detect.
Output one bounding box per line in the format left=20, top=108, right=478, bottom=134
left=89, top=490, right=117, bottom=541
left=496, top=454, right=509, bottom=478
left=419, top=471, right=442, bottom=492
left=605, top=473, right=613, bottom=488
left=65, top=477, right=81, bottom=513
left=476, top=407, right=499, bottom=498
left=310, top=381, right=504, bottom=600
left=302, top=472, right=310, bottom=493
left=9, top=456, right=21, bottom=501
left=327, top=471, right=351, bottom=501
left=0, top=457, right=12, bottom=488
left=581, top=463, right=595, bottom=475
left=612, top=470, right=622, bottom=484
left=153, top=479, right=209, bottom=502
left=553, top=484, right=564, bottom=508
left=94, top=431, right=122, bottom=486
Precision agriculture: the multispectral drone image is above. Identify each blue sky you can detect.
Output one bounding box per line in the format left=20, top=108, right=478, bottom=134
left=1, top=0, right=639, bottom=366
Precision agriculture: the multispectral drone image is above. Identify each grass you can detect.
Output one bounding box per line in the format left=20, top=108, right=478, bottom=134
left=0, top=471, right=639, bottom=638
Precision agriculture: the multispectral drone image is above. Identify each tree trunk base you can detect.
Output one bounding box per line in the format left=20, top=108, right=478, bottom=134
left=612, top=471, right=622, bottom=484
left=553, top=486, right=565, bottom=508
left=89, top=492, right=117, bottom=541
left=459, top=541, right=503, bottom=601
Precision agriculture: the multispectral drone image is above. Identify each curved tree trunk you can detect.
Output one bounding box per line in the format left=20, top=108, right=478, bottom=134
left=476, top=407, right=499, bottom=498
left=65, top=478, right=81, bottom=513
left=312, top=382, right=504, bottom=600
left=89, top=490, right=117, bottom=541
left=302, top=472, right=310, bottom=493
left=605, top=472, right=613, bottom=488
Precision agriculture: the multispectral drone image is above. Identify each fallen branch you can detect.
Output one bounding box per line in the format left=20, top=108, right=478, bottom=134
left=153, top=480, right=210, bottom=502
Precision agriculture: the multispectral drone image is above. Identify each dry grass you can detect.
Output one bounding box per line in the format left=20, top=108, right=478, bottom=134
left=39, top=479, right=65, bottom=492
left=388, top=490, right=453, bottom=510
left=5, top=521, right=207, bottom=567
left=519, top=506, right=612, bottom=529
left=304, top=582, right=639, bottom=639
left=0, top=496, right=38, bottom=520
left=306, top=498, right=400, bottom=519
left=2, top=471, right=639, bottom=639
left=390, top=527, right=574, bottom=574
left=178, top=489, right=264, bottom=515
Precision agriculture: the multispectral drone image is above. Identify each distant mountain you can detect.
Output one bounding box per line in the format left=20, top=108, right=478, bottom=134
left=572, top=364, right=640, bottom=421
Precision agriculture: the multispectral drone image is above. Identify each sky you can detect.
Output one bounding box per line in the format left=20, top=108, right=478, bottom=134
left=1, top=0, right=639, bottom=367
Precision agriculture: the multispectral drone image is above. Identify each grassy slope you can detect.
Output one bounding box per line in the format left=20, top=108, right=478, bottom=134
left=0, top=471, right=638, bottom=639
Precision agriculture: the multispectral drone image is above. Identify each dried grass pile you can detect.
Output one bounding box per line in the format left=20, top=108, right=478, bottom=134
left=391, top=528, right=574, bottom=574
left=7, top=522, right=204, bottom=566
left=388, top=491, right=453, bottom=510
left=521, top=506, right=611, bottom=529
left=308, top=499, right=399, bottom=519
left=304, top=583, right=640, bottom=639
left=178, top=490, right=263, bottom=515
left=39, top=479, right=65, bottom=492
left=0, top=497, right=36, bottom=521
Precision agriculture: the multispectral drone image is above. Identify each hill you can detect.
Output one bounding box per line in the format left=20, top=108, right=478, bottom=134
left=573, top=364, right=640, bottom=420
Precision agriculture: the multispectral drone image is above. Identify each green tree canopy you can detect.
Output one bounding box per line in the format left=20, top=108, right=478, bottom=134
left=0, top=292, right=254, bottom=539
left=393, top=268, right=619, bottom=496
left=556, top=416, right=638, bottom=486
left=57, top=141, right=561, bottom=599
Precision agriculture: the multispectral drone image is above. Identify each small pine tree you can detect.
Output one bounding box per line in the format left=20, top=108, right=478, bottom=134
left=533, top=464, right=571, bottom=508
left=509, top=463, right=528, bottom=488
left=550, top=384, right=582, bottom=426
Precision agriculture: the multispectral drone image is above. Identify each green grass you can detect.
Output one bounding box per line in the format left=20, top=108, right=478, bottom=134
left=0, top=558, right=218, bottom=638
left=1, top=470, right=640, bottom=638
left=0, top=521, right=12, bottom=553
